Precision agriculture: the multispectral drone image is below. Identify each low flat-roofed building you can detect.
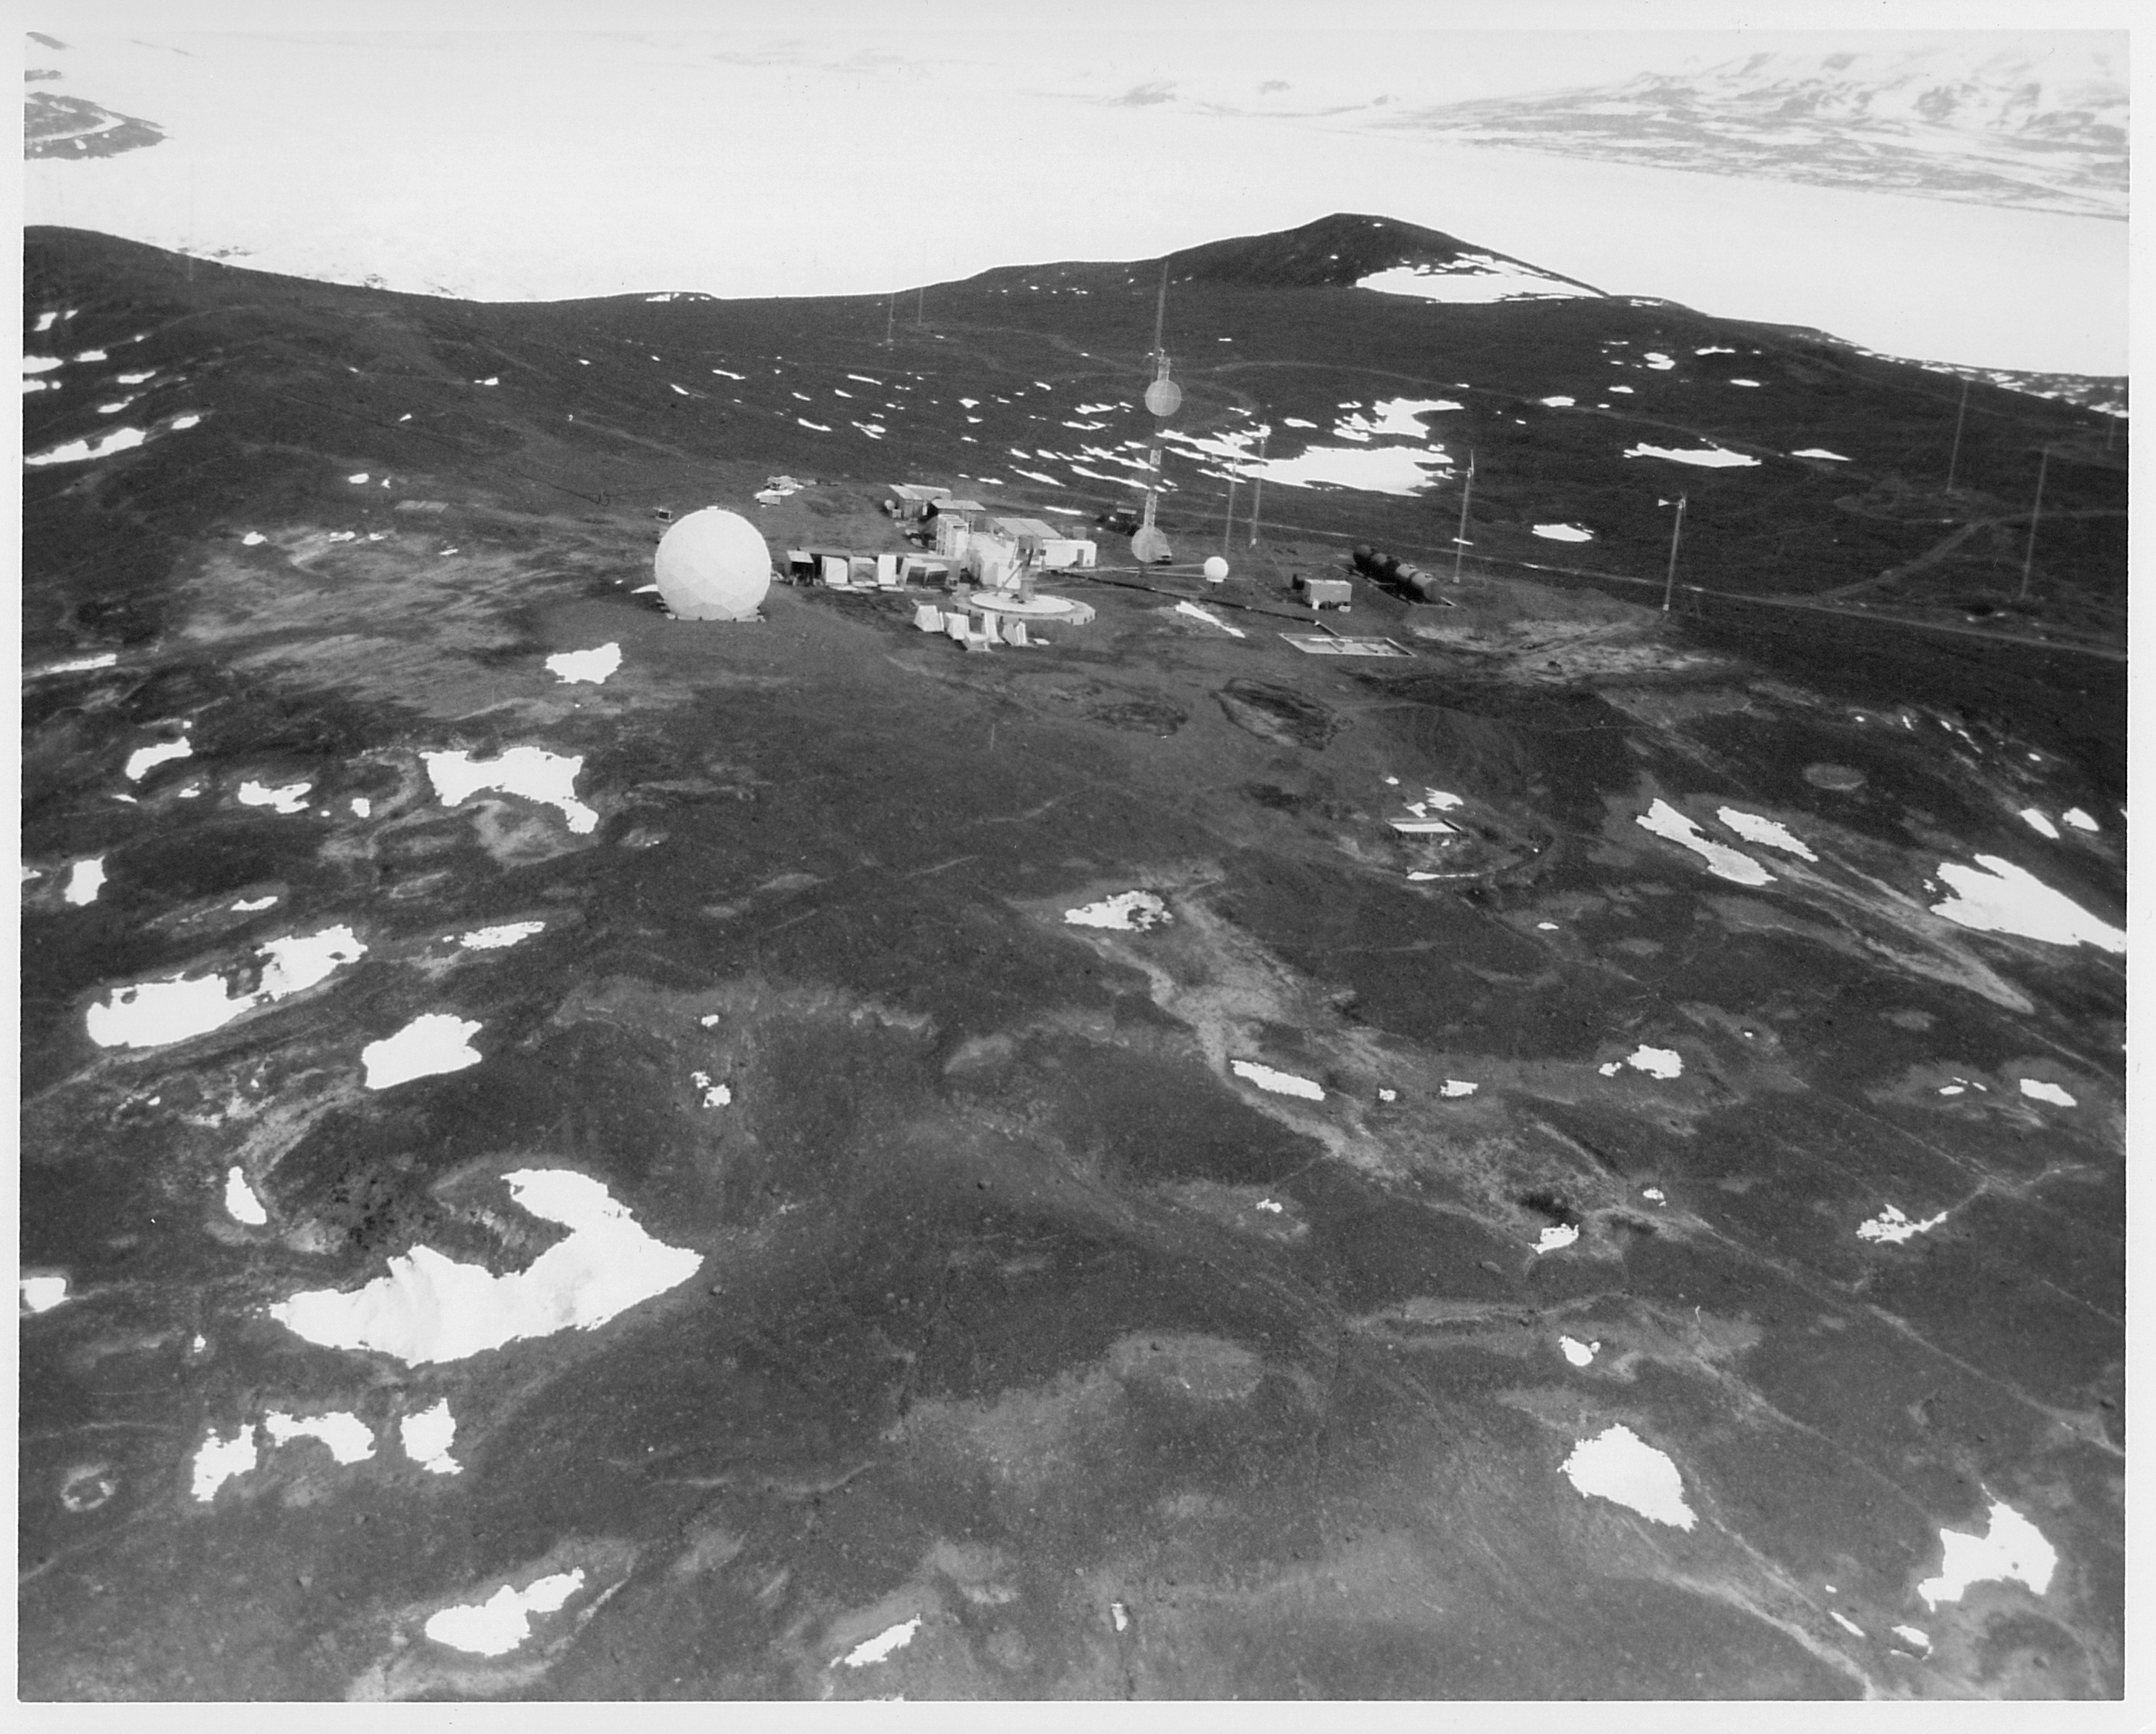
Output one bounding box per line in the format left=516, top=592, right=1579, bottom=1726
left=889, top=483, right=951, bottom=520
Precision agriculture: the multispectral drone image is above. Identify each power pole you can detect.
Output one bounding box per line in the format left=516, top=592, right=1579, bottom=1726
left=885, top=294, right=895, bottom=348
left=1152, top=259, right=1170, bottom=363
left=1222, top=475, right=1237, bottom=555
left=1945, top=377, right=1970, bottom=494
left=2019, top=446, right=2049, bottom=601
left=918, top=285, right=924, bottom=327
left=1661, top=493, right=1688, bottom=612
left=1452, top=451, right=1476, bottom=583
left=1247, top=432, right=1267, bottom=546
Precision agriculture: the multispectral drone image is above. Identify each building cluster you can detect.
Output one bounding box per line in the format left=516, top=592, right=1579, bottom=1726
left=888, top=484, right=1097, bottom=589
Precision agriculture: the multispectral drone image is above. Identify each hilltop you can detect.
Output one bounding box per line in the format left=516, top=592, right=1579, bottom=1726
left=19, top=218, right=2125, bottom=1703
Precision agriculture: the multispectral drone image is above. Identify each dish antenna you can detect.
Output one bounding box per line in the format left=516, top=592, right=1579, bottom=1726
left=1132, top=259, right=1178, bottom=563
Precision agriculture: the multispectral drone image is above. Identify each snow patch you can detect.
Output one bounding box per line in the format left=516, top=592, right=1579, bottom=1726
left=1439, top=1079, right=1479, bottom=1098
left=1063, top=890, right=1170, bottom=932
left=400, top=1399, right=463, bottom=1475
left=1623, top=443, right=1760, bottom=468
left=237, top=779, right=313, bottom=814
left=1161, top=427, right=1453, bottom=497
left=1928, top=856, right=2123, bottom=951
left=225, top=1166, right=269, bottom=1225
left=1356, top=257, right=1599, bottom=303
left=124, top=737, right=192, bottom=780
left=1625, top=1045, right=1683, bottom=1079
left=1857, top=1204, right=1948, bottom=1245
left=1335, top=397, right=1464, bottom=440
left=1533, top=1223, right=1579, bottom=1254
left=459, top=921, right=544, bottom=951
left=1172, top=600, right=1244, bottom=637
left=426, top=1570, right=586, bottom=1655
left=1916, top=1500, right=2055, bottom=1609
left=63, top=858, right=106, bottom=905
left=545, top=642, right=623, bottom=685
left=1716, top=807, right=1817, bottom=861
left=1231, top=1060, right=1325, bottom=1102
left=424, top=747, right=597, bottom=834
left=1533, top=523, right=1594, bottom=541
left=2060, top=807, right=2099, bottom=833
left=87, top=925, right=366, bottom=1049
left=837, top=1618, right=922, bottom=1668
left=1561, top=1424, right=1696, bottom=1529
left=21, top=1275, right=70, bottom=1314
left=2018, top=1078, right=2076, bottom=1107
left=1637, top=798, right=1774, bottom=885
left=1559, top=1336, right=1599, bottom=1366
left=362, top=1013, right=483, bottom=1091
left=264, top=1409, right=376, bottom=1464
left=268, top=1168, right=703, bottom=1364
left=191, top=1427, right=259, bottom=1501
left=2016, top=807, right=2059, bottom=838
left=88, top=973, right=254, bottom=1049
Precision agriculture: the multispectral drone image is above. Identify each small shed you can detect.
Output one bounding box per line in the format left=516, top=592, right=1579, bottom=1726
left=1042, top=535, right=1097, bottom=569
left=889, top=483, right=951, bottom=521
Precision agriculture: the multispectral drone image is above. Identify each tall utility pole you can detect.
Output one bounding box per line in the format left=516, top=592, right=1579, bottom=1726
left=1945, top=377, right=1971, bottom=494
left=1222, top=475, right=1238, bottom=554
left=884, top=294, right=895, bottom=348
left=1452, top=451, right=1476, bottom=583
left=1661, top=494, right=1688, bottom=611
left=1152, top=259, right=1170, bottom=363
left=918, top=285, right=924, bottom=326
left=2019, top=446, right=2050, bottom=600
left=1247, top=432, right=1267, bottom=546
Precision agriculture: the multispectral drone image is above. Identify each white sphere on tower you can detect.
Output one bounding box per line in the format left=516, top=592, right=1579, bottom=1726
left=1203, top=556, right=1229, bottom=582
left=654, top=508, right=772, bottom=621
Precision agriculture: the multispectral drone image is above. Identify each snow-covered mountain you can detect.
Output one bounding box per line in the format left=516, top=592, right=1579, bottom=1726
left=1381, top=42, right=2126, bottom=220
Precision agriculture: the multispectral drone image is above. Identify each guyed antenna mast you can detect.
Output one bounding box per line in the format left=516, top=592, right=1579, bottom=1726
left=1132, top=259, right=1181, bottom=561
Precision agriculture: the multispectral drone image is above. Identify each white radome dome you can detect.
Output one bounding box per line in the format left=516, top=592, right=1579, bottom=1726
left=654, top=508, right=772, bottom=621
left=1202, top=556, right=1229, bottom=581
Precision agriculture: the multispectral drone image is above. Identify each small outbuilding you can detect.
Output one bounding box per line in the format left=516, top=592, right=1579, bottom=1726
left=888, top=483, right=952, bottom=521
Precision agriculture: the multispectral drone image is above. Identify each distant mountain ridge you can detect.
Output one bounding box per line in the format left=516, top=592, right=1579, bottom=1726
left=1376, top=43, right=2126, bottom=219
left=967, top=214, right=1603, bottom=302
left=1159, top=214, right=1604, bottom=295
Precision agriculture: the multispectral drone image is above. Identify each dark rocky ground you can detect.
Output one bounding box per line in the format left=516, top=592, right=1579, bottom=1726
left=18, top=219, right=2126, bottom=1701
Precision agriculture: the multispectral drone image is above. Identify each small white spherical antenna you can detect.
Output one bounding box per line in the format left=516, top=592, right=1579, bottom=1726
left=1143, top=378, right=1183, bottom=418
left=1203, top=556, right=1229, bottom=583
left=654, top=508, right=772, bottom=621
